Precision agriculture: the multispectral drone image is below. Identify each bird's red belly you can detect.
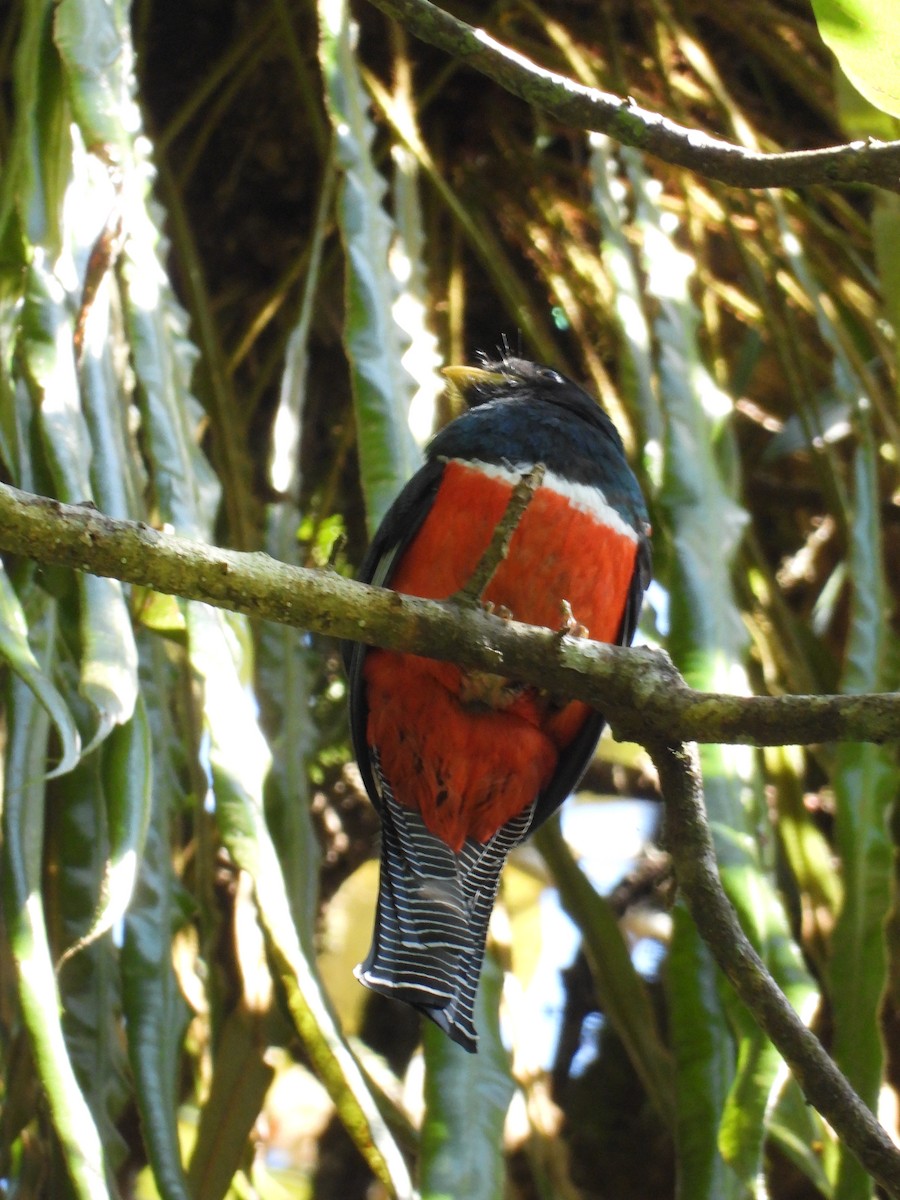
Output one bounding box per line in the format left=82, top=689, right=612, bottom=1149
left=364, top=459, right=638, bottom=850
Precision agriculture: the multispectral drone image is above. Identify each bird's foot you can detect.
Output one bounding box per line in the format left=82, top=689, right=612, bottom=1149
left=482, top=600, right=513, bottom=622
left=557, top=600, right=589, bottom=640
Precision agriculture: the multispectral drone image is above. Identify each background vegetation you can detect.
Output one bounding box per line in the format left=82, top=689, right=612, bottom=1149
left=0, top=0, right=898, bottom=1198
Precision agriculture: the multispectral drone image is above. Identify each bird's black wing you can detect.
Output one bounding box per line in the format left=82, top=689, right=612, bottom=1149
left=342, top=457, right=446, bottom=813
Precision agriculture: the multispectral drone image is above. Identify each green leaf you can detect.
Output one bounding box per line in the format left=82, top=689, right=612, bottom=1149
left=76, top=572, right=140, bottom=748
left=1, top=599, right=111, bottom=1200
left=186, top=1009, right=276, bottom=1200
left=116, top=135, right=218, bottom=545
left=50, top=750, right=130, bottom=1174
left=667, top=907, right=740, bottom=1200
left=0, top=0, right=70, bottom=254
left=187, top=600, right=415, bottom=1199
left=260, top=166, right=332, bottom=949
left=121, top=234, right=218, bottom=538
left=318, top=0, right=420, bottom=531
left=627, top=152, right=818, bottom=1197
left=22, top=257, right=138, bottom=744
left=534, top=819, right=675, bottom=1130
left=828, top=416, right=894, bottom=1200
left=420, top=953, right=513, bottom=1200
left=119, top=145, right=391, bottom=1198
left=768, top=1078, right=832, bottom=1199
left=121, top=640, right=192, bottom=1200
left=257, top=611, right=321, bottom=951
left=58, top=703, right=154, bottom=966
left=632, top=158, right=749, bottom=1200
left=73, top=173, right=144, bottom=527
left=54, top=0, right=133, bottom=153
left=590, top=137, right=662, bottom=460
left=0, top=562, right=81, bottom=776
left=810, top=0, right=900, bottom=118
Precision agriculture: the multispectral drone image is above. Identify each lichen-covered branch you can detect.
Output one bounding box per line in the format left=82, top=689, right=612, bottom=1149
left=651, top=740, right=900, bottom=1198
left=363, top=0, right=900, bottom=194
left=0, top=480, right=899, bottom=746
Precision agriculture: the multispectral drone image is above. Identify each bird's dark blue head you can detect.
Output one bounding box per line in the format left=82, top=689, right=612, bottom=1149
left=433, top=356, right=645, bottom=525
left=443, top=356, right=613, bottom=433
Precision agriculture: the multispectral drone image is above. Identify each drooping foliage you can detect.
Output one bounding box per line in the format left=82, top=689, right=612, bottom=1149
left=0, top=2, right=898, bottom=1199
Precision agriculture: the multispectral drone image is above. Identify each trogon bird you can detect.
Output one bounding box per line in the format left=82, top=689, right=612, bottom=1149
left=344, top=356, right=651, bottom=1052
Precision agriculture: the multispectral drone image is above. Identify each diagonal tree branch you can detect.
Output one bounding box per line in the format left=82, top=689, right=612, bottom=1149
left=362, top=0, right=900, bottom=194
left=0, top=481, right=899, bottom=746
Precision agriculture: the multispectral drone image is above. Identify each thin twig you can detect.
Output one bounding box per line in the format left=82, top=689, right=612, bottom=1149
left=363, top=0, right=900, bottom=194
left=450, top=463, right=545, bottom=605
left=650, top=739, right=900, bottom=1198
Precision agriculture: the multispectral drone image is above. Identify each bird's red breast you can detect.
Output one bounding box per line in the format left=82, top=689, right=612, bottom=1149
left=363, top=457, right=639, bottom=851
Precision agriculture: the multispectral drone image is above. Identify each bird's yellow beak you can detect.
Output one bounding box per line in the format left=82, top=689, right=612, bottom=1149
left=441, top=365, right=505, bottom=397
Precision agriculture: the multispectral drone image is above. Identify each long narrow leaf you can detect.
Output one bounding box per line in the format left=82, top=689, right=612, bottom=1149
left=627, top=149, right=818, bottom=1198
left=57, top=702, right=153, bottom=966
left=535, top=819, right=676, bottom=1130
left=260, top=162, right=336, bottom=950
left=121, top=639, right=192, bottom=1200
left=0, top=0, right=69, bottom=254
left=829, top=414, right=894, bottom=1200
left=22, top=256, right=138, bottom=744
left=0, top=562, right=81, bottom=776
left=190, top=599, right=416, bottom=1199
left=668, top=905, right=739, bottom=1200
left=1, top=600, right=111, bottom=1200
left=420, top=953, right=512, bottom=1200
left=589, top=136, right=661, bottom=454
left=51, top=746, right=130, bottom=1173
left=118, top=141, right=414, bottom=1189
left=318, top=0, right=420, bottom=531
left=54, top=0, right=133, bottom=151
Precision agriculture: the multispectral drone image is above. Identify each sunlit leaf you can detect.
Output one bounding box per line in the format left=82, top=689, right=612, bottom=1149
left=318, top=0, right=420, bottom=531
left=23, top=256, right=138, bottom=743
left=0, top=562, right=81, bottom=776
left=193, top=602, right=414, bottom=1198
left=1, top=602, right=111, bottom=1200
left=810, top=0, right=900, bottom=118
left=54, top=0, right=134, bottom=152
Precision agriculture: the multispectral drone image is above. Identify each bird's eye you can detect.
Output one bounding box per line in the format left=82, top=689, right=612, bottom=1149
left=540, top=368, right=565, bottom=384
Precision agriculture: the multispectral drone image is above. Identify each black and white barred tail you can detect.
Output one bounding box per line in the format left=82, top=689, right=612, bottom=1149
left=355, top=756, right=535, bottom=1052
